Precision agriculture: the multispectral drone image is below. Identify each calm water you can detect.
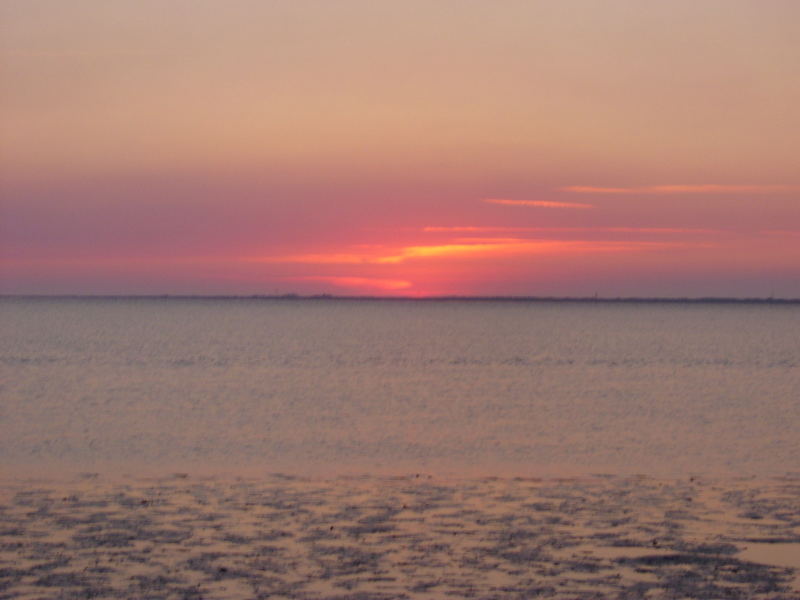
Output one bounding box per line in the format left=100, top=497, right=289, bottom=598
left=2, top=298, right=799, bottom=477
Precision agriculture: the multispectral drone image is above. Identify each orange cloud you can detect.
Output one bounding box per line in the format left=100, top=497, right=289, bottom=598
left=293, top=276, right=412, bottom=291
left=483, top=198, right=594, bottom=209
left=423, top=226, right=720, bottom=234
left=387, top=239, right=687, bottom=262
left=561, top=184, right=800, bottom=194
left=252, top=238, right=673, bottom=267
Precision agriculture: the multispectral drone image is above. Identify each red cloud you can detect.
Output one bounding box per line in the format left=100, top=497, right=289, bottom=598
left=561, top=184, right=800, bottom=194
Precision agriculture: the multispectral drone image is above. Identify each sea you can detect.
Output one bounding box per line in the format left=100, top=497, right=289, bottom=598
left=2, top=297, right=799, bottom=478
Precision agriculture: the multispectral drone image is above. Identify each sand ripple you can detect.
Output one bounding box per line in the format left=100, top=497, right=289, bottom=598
left=1, top=474, right=799, bottom=599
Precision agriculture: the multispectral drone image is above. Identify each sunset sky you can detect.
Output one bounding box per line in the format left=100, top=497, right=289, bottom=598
left=2, top=1, right=799, bottom=297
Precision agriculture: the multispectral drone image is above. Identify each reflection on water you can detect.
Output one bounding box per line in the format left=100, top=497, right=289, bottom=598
left=2, top=298, right=799, bottom=476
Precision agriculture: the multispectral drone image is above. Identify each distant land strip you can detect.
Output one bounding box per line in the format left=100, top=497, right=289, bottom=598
left=3, top=295, right=800, bottom=304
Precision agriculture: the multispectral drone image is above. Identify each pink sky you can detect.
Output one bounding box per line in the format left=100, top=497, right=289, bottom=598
left=2, top=1, right=799, bottom=296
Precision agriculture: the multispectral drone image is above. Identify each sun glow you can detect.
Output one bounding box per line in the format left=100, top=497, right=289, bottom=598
left=292, top=276, right=412, bottom=291
left=1, top=220, right=736, bottom=296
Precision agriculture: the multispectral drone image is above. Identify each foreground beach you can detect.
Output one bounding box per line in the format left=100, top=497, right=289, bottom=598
left=2, top=473, right=798, bottom=599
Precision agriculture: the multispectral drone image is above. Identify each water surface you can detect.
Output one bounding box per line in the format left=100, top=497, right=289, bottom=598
left=2, top=298, right=798, bottom=477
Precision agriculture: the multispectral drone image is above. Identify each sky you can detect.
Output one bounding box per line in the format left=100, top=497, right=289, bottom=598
left=2, top=1, right=799, bottom=297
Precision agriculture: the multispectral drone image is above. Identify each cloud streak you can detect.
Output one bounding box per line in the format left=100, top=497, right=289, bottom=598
left=561, top=185, right=800, bottom=195
left=423, top=226, right=721, bottom=234
left=251, top=239, right=678, bottom=267
left=483, top=199, right=594, bottom=209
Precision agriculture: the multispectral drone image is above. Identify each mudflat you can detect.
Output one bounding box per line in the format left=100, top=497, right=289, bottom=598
left=1, top=473, right=799, bottom=599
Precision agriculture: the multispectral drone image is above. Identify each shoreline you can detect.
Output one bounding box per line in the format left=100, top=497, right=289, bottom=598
left=5, top=459, right=800, bottom=485
left=4, top=294, right=800, bottom=304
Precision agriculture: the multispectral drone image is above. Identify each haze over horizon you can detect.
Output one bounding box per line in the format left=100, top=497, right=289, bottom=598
left=2, top=1, right=799, bottom=297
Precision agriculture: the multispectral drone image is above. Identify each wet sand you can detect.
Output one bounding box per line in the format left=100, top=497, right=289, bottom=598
left=1, top=473, right=799, bottom=599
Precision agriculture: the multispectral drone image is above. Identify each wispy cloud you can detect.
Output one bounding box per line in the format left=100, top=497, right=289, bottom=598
left=378, top=240, right=664, bottom=262
left=561, top=184, right=800, bottom=195
left=423, top=226, right=721, bottom=234
left=483, top=199, right=594, bottom=209
left=250, top=238, right=676, bottom=266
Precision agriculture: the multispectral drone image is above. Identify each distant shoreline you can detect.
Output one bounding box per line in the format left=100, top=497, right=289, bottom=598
left=3, top=294, right=800, bottom=304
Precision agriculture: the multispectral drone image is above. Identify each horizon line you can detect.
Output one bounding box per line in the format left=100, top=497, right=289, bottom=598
left=2, top=294, right=799, bottom=304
